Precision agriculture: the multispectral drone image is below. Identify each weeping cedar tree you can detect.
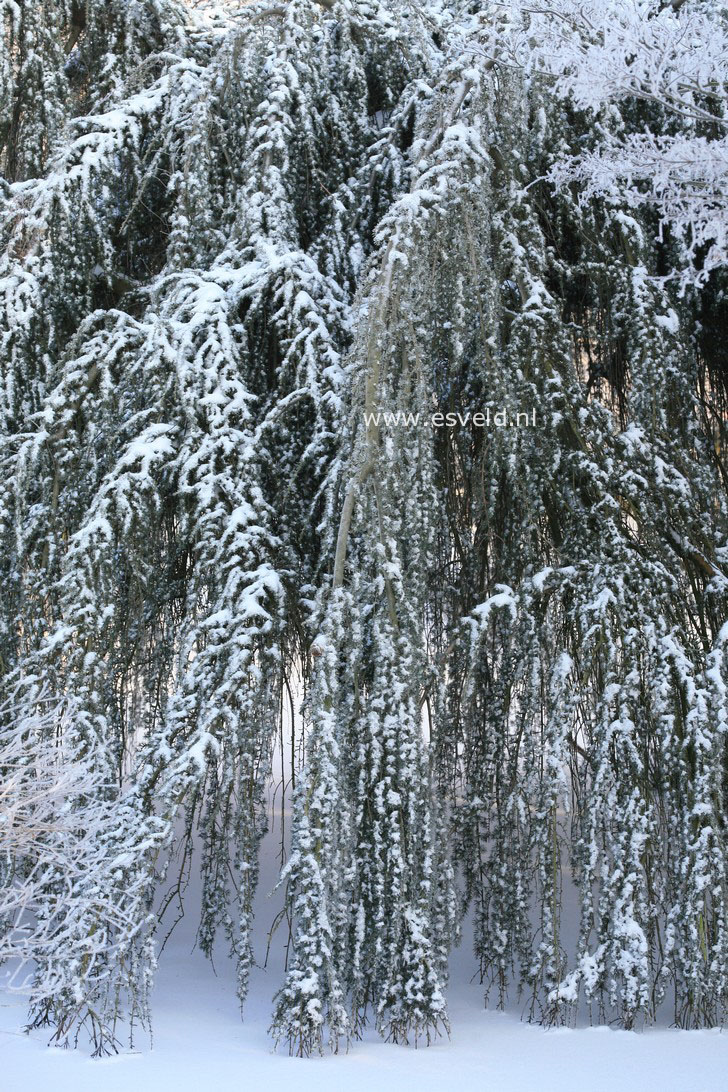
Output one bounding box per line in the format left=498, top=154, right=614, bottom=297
left=1, top=0, right=727, bottom=1057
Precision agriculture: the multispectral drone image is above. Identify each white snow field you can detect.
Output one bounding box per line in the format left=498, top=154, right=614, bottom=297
left=2, top=945, right=726, bottom=1092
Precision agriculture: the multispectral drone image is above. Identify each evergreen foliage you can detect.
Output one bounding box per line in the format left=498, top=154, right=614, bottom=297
left=1, top=0, right=727, bottom=1056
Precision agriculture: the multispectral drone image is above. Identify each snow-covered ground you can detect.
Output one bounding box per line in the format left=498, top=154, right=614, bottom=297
left=2, top=946, right=726, bottom=1092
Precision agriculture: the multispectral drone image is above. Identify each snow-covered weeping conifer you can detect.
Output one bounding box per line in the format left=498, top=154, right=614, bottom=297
left=1, top=0, right=727, bottom=1057
left=0, top=0, right=426, bottom=1051
left=430, top=63, right=728, bottom=1027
